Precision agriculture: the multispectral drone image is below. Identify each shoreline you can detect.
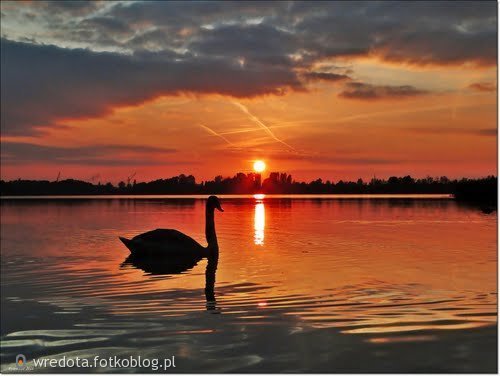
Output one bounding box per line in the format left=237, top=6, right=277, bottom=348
left=0, top=193, right=454, bottom=199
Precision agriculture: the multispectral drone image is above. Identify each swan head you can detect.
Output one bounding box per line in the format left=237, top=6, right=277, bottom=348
left=207, top=195, right=224, bottom=212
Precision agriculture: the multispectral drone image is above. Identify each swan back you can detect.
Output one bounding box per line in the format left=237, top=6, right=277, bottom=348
left=122, top=229, right=205, bottom=257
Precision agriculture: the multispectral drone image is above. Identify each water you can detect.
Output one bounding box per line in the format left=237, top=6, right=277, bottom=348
left=0, top=195, right=497, bottom=372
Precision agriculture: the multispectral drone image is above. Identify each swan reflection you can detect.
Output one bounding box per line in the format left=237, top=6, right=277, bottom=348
left=121, top=251, right=219, bottom=313
left=254, top=195, right=266, bottom=245
left=204, top=249, right=219, bottom=312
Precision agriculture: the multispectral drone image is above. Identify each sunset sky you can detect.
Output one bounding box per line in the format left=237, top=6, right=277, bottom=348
left=0, top=1, right=497, bottom=183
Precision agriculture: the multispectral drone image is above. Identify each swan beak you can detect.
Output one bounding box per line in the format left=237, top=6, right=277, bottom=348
left=216, top=202, right=224, bottom=212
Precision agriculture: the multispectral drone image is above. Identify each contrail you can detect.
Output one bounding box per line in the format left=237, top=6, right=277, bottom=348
left=199, top=124, right=235, bottom=146
left=232, top=101, right=296, bottom=152
left=220, top=120, right=302, bottom=136
left=330, top=103, right=472, bottom=125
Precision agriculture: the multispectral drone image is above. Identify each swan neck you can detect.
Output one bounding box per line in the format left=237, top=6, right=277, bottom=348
left=205, top=206, right=218, bottom=247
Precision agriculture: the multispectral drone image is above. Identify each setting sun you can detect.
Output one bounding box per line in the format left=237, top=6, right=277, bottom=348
left=253, top=160, right=266, bottom=173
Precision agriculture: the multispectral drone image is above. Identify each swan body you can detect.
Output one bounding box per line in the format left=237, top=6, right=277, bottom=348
left=120, top=229, right=205, bottom=257
left=119, top=196, right=223, bottom=258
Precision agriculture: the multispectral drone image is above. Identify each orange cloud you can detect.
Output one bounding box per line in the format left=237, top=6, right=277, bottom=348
left=468, top=82, right=496, bottom=92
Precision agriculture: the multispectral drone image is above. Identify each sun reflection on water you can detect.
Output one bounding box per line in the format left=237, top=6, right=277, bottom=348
left=253, top=194, right=266, bottom=245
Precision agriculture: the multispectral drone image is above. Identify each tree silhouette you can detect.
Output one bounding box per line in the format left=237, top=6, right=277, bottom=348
left=0, top=173, right=496, bottom=206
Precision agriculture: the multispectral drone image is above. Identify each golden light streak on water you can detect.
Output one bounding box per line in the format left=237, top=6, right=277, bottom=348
left=254, top=196, right=266, bottom=245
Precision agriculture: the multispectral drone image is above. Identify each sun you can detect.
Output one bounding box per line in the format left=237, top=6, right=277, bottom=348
left=253, top=160, right=266, bottom=173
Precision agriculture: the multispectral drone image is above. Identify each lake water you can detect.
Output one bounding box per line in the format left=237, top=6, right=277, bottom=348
left=0, top=195, right=497, bottom=372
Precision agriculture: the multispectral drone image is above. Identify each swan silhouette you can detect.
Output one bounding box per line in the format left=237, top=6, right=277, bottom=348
left=119, top=195, right=224, bottom=259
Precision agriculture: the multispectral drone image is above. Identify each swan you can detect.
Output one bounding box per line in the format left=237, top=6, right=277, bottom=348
left=119, top=195, right=223, bottom=258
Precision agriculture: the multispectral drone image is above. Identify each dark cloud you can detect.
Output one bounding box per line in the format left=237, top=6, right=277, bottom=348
left=33, top=1, right=104, bottom=16
left=476, top=128, right=497, bottom=136
left=188, top=23, right=298, bottom=68
left=78, top=16, right=132, bottom=36
left=292, top=1, right=496, bottom=66
left=108, top=1, right=288, bottom=31
left=124, top=29, right=170, bottom=51
left=0, top=1, right=496, bottom=136
left=339, top=82, right=428, bottom=100
left=468, top=82, right=496, bottom=92
left=406, top=127, right=497, bottom=137
left=373, top=29, right=497, bottom=67
left=1, top=38, right=303, bottom=135
left=4, top=1, right=495, bottom=66
left=1, top=141, right=178, bottom=166
left=302, top=71, right=350, bottom=82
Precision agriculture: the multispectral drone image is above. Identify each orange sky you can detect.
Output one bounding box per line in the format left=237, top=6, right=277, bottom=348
left=0, top=1, right=497, bottom=183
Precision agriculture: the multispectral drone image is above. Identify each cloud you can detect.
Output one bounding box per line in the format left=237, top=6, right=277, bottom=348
left=1, top=141, right=178, bottom=166
left=468, top=82, right=496, bottom=92
left=0, top=38, right=303, bottom=136
left=2, top=1, right=495, bottom=64
left=188, top=23, right=298, bottom=68
left=339, top=82, right=428, bottom=100
left=476, top=128, right=497, bottom=136
left=371, top=29, right=497, bottom=67
left=292, top=1, right=496, bottom=66
left=35, top=1, right=104, bottom=16
left=302, top=71, right=350, bottom=82
left=78, top=16, right=132, bottom=36
left=0, top=1, right=496, bottom=136
left=406, top=126, right=497, bottom=137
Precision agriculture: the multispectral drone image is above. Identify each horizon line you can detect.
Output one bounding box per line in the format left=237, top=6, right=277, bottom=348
left=1, top=173, right=497, bottom=186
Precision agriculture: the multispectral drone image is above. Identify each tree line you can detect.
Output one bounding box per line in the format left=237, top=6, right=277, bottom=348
left=0, top=172, right=496, bottom=204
